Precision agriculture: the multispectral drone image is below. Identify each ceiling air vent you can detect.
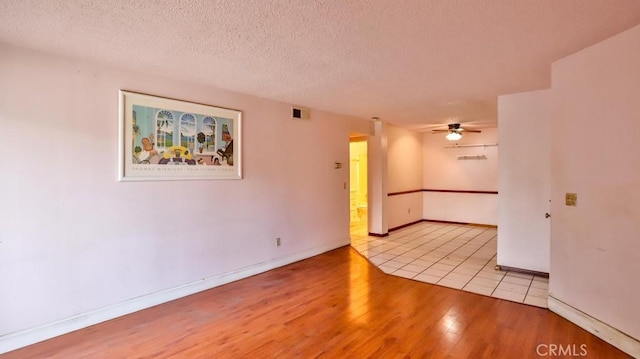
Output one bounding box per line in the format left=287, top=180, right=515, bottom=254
left=291, top=106, right=310, bottom=120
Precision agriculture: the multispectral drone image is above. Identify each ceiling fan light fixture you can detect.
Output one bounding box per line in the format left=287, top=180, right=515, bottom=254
left=446, top=131, right=462, bottom=141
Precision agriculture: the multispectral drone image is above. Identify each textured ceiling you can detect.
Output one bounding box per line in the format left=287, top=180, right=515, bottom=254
left=1, top=1, right=640, bottom=130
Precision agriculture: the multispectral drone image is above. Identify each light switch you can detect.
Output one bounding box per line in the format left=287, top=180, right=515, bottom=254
left=566, top=193, right=577, bottom=206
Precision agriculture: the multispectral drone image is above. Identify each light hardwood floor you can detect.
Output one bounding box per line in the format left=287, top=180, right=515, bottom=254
left=2, top=247, right=629, bottom=358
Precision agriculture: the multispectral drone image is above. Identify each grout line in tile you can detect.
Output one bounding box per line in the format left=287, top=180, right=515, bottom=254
left=489, top=270, right=508, bottom=297
left=522, top=275, right=535, bottom=299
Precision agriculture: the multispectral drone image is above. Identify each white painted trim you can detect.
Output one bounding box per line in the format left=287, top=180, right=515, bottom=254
left=0, top=240, right=348, bottom=355
left=548, top=295, right=640, bottom=358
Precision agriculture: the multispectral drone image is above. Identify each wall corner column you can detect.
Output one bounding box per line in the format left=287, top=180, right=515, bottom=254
left=367, top=118, right=388, bottom=236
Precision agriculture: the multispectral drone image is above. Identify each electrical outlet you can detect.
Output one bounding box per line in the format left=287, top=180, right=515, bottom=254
left=276, top=238, right=281, bottom=247
left=565, top=193, right=577, bottom=206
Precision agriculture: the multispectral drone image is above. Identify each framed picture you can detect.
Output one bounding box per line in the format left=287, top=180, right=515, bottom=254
left=118, top=90, right=242, bottom=181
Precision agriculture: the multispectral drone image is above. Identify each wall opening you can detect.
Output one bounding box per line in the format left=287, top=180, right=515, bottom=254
left=349, top=135, right=368, bottom=240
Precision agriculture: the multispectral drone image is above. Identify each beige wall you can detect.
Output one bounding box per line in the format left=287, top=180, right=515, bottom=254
left=385, top=124, right=500, bottom=228
left=387, top=125, right=423, bottom=193
left=550, top=24, right=640, bottom=340
left=422, top=128, right=498, bottom=225
left=0, top=42, right=368, bottom=350
left=386, top=124, right=423, bottom=229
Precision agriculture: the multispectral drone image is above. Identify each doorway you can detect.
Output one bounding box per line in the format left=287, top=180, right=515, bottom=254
left=349, top=136, right=368, bottom=239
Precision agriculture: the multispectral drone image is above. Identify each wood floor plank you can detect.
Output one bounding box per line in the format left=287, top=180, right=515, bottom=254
left=1, top=246, right=630, bottom=358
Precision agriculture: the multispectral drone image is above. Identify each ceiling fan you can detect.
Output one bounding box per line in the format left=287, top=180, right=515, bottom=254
left=431, top=123, right=481, bottom=141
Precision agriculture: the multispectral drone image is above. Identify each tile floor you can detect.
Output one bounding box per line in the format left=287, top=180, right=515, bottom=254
left=350, top=221, right=549, bottom=308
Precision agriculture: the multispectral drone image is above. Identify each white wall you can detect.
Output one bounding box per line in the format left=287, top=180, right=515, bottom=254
left=497, top=90, right=551, bottom=273
left=0, top=43, right=368, bottom=348
left=386, top=124, right=423, bottom=229
left=422, top=192, right=498, bottom=226
left=549, top=25, right=640, bottom=341
left=422, top=128, right=498, bottom=225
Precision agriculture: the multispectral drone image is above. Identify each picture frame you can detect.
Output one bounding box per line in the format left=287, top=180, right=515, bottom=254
left=118, top=90, right=242, bottom=181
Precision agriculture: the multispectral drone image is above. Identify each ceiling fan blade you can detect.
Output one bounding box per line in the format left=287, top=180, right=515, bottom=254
left=462, top=129, right=482, bottom=133
left=431, top=130, right=450, bottom=133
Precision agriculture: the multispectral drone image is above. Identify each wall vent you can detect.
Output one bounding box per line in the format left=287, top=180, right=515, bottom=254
left=291, top=106, right=310, bottom=120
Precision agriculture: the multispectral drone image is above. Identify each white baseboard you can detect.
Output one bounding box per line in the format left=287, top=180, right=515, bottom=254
left=0, top=240, right=348, bottom=355
left=548, top=295, right=640, bottom=358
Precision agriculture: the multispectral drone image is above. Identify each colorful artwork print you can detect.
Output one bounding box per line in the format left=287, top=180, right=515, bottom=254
left=131, top=105, right=234, bottom=166
left=119, top=91, right=242, bottom=181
